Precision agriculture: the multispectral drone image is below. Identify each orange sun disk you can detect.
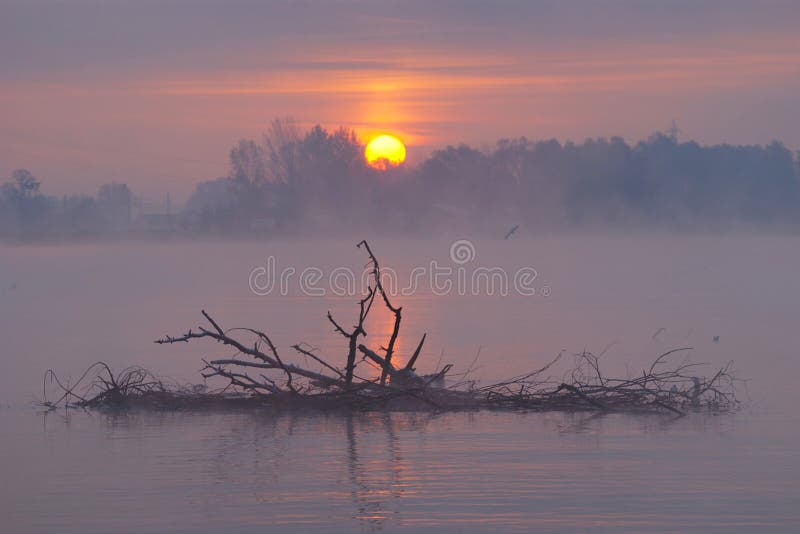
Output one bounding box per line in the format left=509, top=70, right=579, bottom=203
left=365, top=135, right=406, bottom=170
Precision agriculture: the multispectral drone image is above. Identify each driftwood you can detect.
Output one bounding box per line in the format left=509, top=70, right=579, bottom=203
left=41, top=241, right=740, bottom=415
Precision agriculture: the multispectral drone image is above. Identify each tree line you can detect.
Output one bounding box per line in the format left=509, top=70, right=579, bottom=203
left=0, top=170, right=132, bottom=240
left=187, top=120, right=799, bottom=234
left=2, top=119, right=798, bottom=240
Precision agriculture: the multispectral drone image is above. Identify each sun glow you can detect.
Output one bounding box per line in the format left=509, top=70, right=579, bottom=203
left=364, top=134, right=406, bottom=170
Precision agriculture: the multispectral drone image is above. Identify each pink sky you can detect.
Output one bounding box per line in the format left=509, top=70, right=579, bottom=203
left=1, top=1, right=799, bottom=203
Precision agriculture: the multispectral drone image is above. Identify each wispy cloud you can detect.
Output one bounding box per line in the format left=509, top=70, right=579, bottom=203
left=1, top=1, right=799, bottom=198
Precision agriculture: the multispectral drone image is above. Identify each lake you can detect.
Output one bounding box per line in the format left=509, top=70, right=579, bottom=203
left=1, top=235, right=799, bottom=532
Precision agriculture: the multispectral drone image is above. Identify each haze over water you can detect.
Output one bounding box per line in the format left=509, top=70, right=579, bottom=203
left=2, top=235, right=799, bottom=531
left=3, top=0, right=800, bottom=531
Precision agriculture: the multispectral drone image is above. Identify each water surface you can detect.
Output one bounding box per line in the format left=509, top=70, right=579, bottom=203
left=1, top=236, right=799, bottom=531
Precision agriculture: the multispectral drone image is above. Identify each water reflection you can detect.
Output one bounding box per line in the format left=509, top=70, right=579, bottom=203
left=555, top=411, right=607, bottom=434
left=17, top=407, right=797, bottom=533
left=346, top=414, right=398, bottom=531
left=61, top=409, right=438, bottom=532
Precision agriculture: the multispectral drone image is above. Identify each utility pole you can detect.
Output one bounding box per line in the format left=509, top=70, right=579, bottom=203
left=668, top=119, right=681, bottom=143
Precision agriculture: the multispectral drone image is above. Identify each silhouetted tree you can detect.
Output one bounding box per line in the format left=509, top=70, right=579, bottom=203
left=1, top=169, right=48, bottom=236
left=176, top=123, right=800, bottom=237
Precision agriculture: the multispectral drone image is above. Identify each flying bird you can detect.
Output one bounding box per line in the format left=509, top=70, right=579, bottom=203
left=504, top=224, right=520, bottom=240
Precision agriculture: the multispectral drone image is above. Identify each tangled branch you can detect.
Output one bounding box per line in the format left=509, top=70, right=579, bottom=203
left=41, top=240, right=740, bottom=415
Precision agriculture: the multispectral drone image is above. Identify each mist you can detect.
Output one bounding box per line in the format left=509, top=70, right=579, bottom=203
left=3, top=2, right=800, bottom=532
left=2, top=120, right=798, bottom=241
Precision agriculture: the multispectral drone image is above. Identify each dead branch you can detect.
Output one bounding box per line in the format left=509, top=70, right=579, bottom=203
left=357, top=240, right=402, bottom=385
left=43, top=240, right=740, bottom=416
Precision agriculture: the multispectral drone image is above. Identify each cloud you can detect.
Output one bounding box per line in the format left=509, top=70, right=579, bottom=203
left=1, top=0, right=799, bottom=198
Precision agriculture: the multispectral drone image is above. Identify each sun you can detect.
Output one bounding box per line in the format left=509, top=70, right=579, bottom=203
left=365, top=134, right=406, bottom=170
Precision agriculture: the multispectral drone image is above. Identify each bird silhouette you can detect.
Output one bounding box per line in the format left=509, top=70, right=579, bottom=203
left=504, top=224, right=520, bottom=240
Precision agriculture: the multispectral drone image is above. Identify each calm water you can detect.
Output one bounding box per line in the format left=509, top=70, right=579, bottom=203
left=1, top=236, right=799, bottom=532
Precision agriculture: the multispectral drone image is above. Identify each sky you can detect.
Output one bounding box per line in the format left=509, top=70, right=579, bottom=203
left=1, top=0, right=799, bottom=202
